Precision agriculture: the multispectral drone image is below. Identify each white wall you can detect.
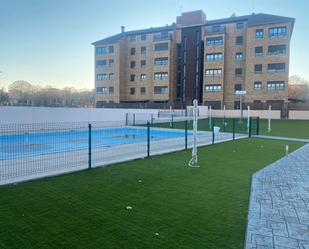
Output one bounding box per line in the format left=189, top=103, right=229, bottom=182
left=0, top=107, right=159, bottom=124
left=208, top=109, right=281, bottom=119
left=289, top=111, right=309, bottom=120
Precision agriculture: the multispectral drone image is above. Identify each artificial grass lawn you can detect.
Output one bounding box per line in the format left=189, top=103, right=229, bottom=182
left=154, top=118, right=309, bottom=139
left=0, top=139, right=304, bottom=249
left=259, top=119, right=309, bottom=139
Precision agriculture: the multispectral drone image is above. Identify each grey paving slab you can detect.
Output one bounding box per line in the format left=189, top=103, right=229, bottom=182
left=245, top=144, right=309, bottom=249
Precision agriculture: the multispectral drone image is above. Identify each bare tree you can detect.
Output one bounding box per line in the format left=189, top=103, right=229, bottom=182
left=7, top=81, right=95, bottom=107
left=0, top=88, right=9, bottom=105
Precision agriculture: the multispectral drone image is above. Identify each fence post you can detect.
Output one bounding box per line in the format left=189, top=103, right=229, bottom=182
left=212, top=119, right=215, bottom=145
left=256, top=117, right=260, bottom=135
left=125, top=113, right=128, bottom=126
left=232, top=118, right=235, bottom=141
left=185, top=119, right=188, bottom=150
left=172, top=115, right=174, bottom=128
left=88, top=123, right=92, bottom=170
left=249, top=117, right=252, bottom=138
left=133, top=113, right=136, bottom=126
left=147, top=122, right=150, bottom=157
left=151, top=114, right=154, bottom=126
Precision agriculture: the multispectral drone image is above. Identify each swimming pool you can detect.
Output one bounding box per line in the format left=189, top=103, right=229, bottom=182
left=0, top=127, right=189, bottom=160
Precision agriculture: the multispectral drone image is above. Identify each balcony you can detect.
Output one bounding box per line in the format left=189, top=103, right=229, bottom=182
left=205, top=26, right=226, bottom=34
left=153, top=33, right=172, bottom=41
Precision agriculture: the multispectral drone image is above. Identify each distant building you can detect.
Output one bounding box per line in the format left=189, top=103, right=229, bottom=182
left=92, top=10, right=295, bottom=111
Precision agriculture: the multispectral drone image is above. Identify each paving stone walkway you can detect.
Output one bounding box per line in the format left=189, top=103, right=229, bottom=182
left=245, top=143, right=309, bottom=249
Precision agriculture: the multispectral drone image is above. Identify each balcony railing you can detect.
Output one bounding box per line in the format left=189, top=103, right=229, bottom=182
left=205, top=26, right=226, bottom=34
left=153, top=33, right=172, bottom=41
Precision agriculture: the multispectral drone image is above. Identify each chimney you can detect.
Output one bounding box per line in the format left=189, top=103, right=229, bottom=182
left=121, top=26, right=125, bottom=33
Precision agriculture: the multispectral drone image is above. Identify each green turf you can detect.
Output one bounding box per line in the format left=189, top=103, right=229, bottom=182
left=259, top=119, right=309, bottom=139
left=153, top=118, right=309, bottom=139
left=0, top=139, right=304, bottom=249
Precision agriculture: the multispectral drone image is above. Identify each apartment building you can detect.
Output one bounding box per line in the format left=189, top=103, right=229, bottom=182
left=92, top=10, right=294, bottom=110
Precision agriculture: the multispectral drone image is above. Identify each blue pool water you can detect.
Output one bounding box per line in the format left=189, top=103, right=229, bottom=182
left=0, top=127, right=188, bottom=160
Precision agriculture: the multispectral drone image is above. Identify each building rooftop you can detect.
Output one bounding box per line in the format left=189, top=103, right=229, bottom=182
left=92, top=12, right=295, bottom=46
left=92, top=24, right=176, bottom=46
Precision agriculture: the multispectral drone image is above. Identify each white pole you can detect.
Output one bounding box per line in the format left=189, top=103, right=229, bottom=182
left=189, top=99, right=199, bottom=167
left=268, top=105, right=272, bottom=132
left=240, top=95, right=243, bottom=121
left=209, top=106, right=212, bottom=128
left=285, top=145, right=289, bottom=156
left=247, top=106, right=250, bottom=132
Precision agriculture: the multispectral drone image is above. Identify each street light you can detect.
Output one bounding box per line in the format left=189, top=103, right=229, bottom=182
left=235, top=90, right=246, bottom=122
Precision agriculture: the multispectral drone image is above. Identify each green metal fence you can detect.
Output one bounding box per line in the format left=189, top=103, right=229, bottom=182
left=0, top=117, right=259, bottom=185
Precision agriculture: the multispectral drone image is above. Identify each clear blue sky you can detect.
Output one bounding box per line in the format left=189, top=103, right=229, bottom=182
left=0, top=0, right=308, bottom=89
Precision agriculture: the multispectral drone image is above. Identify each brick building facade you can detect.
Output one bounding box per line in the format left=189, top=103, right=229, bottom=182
left=92, top=10, right=294, bottom=110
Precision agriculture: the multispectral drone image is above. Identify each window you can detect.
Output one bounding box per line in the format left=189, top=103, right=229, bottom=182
left=206, top=53, right=223, bottom=61
left=130, top=47, right=136, bottom=55
left=234, top=84, right=242, bottom=91
left=109, top=73, right=114, bottom=80
left=235, top=68, right=242, bottom=76
left=109, top=87, right=114, bottom=94
left=255, top=29, right=264, bottom=39
left=140, top=74, right=146, bottom=81
left=109, top=46, right=114, bottom=53
left=206, top=37, right=223, bottom=46
left=130, top=61, right=135, bottom=69
left=255, top=47, right=263, bottom=57
left=140, top=87, right=146, bottom=95
left=141, top=46, right=146, bottom=55
left=141, top=60, right=146, bottom=68
left=109, top=59, right=114, bottom=67
left=211, top=25, right=223, bottom=32
left=269, top=26, right=287, bottom=37
left=141, top=34, right=146, bottom=41
left=130, top=35, right=136, bottom=42
left=236, top=36, right=243, bottom=45
left=154, top=86, right=168, bottom=94
left=154, top=72, right=168, bottom=80
left=267, top=81, right=285, bottom=91
left=268, top=45, right=286, bottom=55
left=255, top=64, right=262, bottom=73
left=234, top=101, right=241, bottom=109
left=236, top=22, right=244, bottom=29
left=267, top=63, right=285, bottom=73
left=96, top=47, right=107, bottom=55
left=153, top=31, right=170, bottom=41
left=96, top=73, right=107, bottom=81
left=130, top=88, right=135, bottom=95
left=254, top=81, right=262, bottom=90
left=96, top=87, right=108, bottom=93
left=205, top=69, right=222, bottom=77
left=204, top=84, right=222, bottom=92
left=96, top=60, right=106, bottom=68
left=130, top=74, right=135, bottom=82
left=154, top=43, right=168, bottom=51
left=154, top=57, right=168, bottom=66
left=235, top=52, right=243, bottom=61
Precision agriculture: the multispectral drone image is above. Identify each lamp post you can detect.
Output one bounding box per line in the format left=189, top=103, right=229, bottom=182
left=235, top=90, right=246, bottom=122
